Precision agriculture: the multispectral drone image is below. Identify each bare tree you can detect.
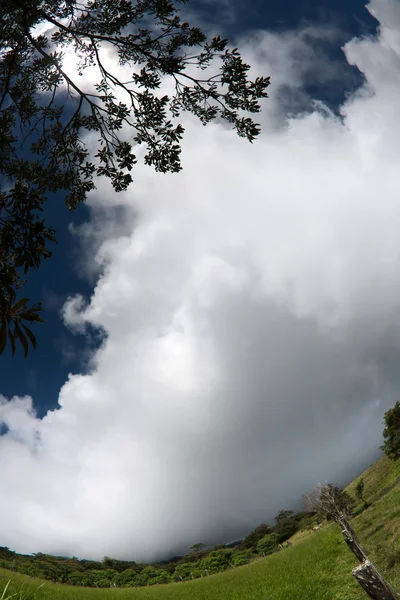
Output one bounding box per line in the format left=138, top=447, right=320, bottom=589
left=303, top=483, right=398, bottom=600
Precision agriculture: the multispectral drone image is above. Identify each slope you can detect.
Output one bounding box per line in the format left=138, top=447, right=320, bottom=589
left=1, top=455, right=400, bottom=600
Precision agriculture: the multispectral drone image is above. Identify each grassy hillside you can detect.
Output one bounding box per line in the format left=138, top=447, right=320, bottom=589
left=0, top=531, right=363, bottom=600
left=2, top=454, right=400, bottom=600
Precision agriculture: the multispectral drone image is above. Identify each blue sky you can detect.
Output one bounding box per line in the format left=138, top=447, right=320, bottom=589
left=0, top=0, right=377, bottom=416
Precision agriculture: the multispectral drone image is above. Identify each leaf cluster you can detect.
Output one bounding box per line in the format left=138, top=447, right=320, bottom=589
left=381, top=401, right=400, bottom=461
left=256, top=532, right=280, bottom=556
left=1, top=0, right=270, bottom=199
left=0, top=182, right=55, bottom=356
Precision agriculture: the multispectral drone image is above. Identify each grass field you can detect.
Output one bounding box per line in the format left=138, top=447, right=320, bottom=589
left=2, top=455, right=400, bottom=600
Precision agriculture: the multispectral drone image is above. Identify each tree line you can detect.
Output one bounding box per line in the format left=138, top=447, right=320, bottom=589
left=0, top=510, right=316, bottom=588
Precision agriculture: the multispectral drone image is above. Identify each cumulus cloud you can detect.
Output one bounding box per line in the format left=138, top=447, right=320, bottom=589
left=1, top=0, right=400, bottom=562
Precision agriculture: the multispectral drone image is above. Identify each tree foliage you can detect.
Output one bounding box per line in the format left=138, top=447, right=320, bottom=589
left=231, top=549, right=253, bottom=566
left=189, top=543, right=206, bottom=553
left=381, top=401, right=400, bottom=461
left=302, top=483, right=353, bottom=527
left=355, top=477, right=369, bottom=508
left=0, top=183, right=53, bottom=356
left=274, top=509, right=294, bottom=524
left=237, top=523, right=272, bottom=552
left=199, top=549, right=233, bottom=574
left=0, top=0, right=270, bottom=355
left=355, top=479, right=364, bottom=501
left=256, top=533, right=280, bottom=557
left=273, top=517, right=298, bottom=542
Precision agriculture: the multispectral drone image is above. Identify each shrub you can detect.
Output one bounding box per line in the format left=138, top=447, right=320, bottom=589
left=232, top=550, right=254, bottom=566
left=273, top=518, right=298, bottom=542
left=199, top=549, right=234, bottom=574
left=257, top=533, right=280, bottom=556
left=238, top=524, right=272, bottom=552
left=115, top=569, right=138, bottom=587
left=351, top=502, right=369, bottom=517
left=172, top=563, right=196, bottom=582
left=381, top=401, right=400, bottom=460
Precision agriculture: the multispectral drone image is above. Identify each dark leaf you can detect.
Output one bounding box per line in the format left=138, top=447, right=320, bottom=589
left=21, top=323, right=37, bottom=349
left=11, top=297, right=30, bottom=314
left=7, top=329, right=16, bottom=356
left=14, top=323, right=29, bottom=358
left=0, top=323, right=7, bottom=355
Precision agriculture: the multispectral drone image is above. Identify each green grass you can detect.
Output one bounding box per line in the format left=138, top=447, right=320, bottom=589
left=2, top=454, right=400, bottom=599
left=0, top=579, right=45, bottom=600
left=345, top=455, right=400, bottom=504
left=0, top=530, right=364, bottom=600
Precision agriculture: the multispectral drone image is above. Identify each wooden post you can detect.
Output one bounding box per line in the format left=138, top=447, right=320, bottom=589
left=339, top=518, right=399, bottom=599
left=352, top=561, right=399, bottom=600
left=303, top=485, right=399, bottom=599
left=341, top=526, right=368, bottom=563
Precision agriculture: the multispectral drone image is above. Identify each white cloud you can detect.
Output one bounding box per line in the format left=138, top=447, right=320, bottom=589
left=1, top=0, right=400, bottom=562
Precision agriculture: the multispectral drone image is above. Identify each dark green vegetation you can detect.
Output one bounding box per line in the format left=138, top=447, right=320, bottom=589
left=0, top=0, right=270, bottom=355
left=0, top=509, right=314, bottom=587
left=381, top=400, right=400, bottom=461
left=2, top=455, right=400, bottom=599
left=0, top=532, right=363, bottom=600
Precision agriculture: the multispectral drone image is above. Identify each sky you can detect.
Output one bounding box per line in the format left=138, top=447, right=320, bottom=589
left=1, top=0, right=400, bottom=563
left=0, top=1, right=377, bottom=411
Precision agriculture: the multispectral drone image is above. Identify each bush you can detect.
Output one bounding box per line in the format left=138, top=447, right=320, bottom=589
left=232, top=550, right=254, bottom=566
left=381, top=401, right=400, bottom=460
left=115, top=568, right=138, bottom=587
left=93, top=578, right=111, bottom=588
left=238, top=524, right=272, bottom=552
left=172, top=563, right=196, bottom=582
left=351, top=502, right=369, bottom=517
left=257, top=533, right=280, bottom=556
left=296, top=513, right=318, bottom=532
left=189, top=567, right=205, bottom=579
left=199, top=549, right=234, bottom=574
left=273, top=518, right=298, bottom=542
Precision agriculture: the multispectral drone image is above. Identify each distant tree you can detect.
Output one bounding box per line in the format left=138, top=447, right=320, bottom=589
left=102, top=556, right=117, bottom=569
left=0, top=548, right=15, bottom=560
left=273, top=517, right=298, bottom=542
left=0, top=0, right=270, bottom=356
left=92, top=568, right=116, bottom=587
left=381, top=401, right=400, bottom=461
left=137, top=566, right=170, bottom=586
left=199, top=549, right=233, bottom=574
left=274, top=509, right=294, bottom=524
left=67, top=571, right=94, bottom=586
left=256, top=533, right=280, bottom=557
left=189, top=543, right=206, bottom=553
left=172, top=562, right=197, bottom=582
left=115, top=568, right=139, bottom=587
left=302, top=483, right=353, bottom=524
left=231, top=549, right=253, bottom=567
left=355, top=478, right=369, bottom=507
left=238, top=523, right=272, bottom=552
